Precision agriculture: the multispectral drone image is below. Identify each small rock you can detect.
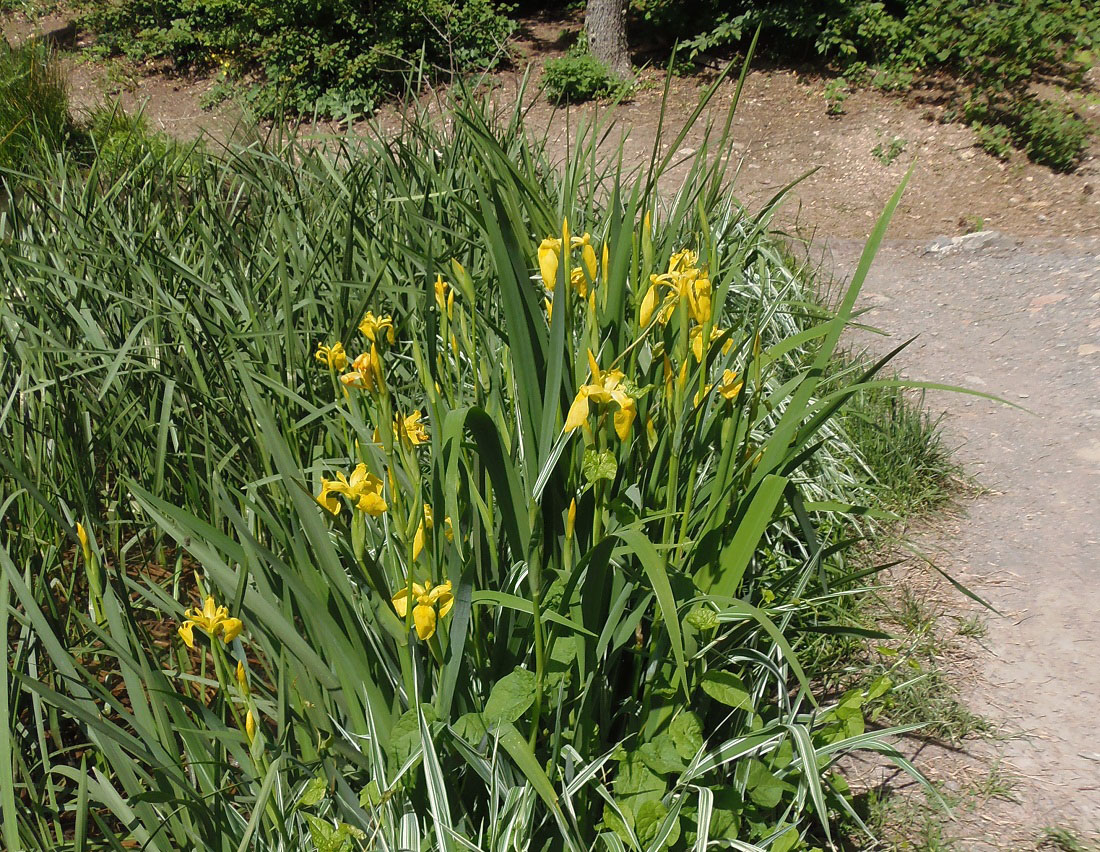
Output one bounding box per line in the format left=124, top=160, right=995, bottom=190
left=1079, top=344, right=1100, bottom=356
left=922, top=229, right=1013, bottom=256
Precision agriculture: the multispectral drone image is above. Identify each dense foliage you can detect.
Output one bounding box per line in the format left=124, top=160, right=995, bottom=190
left=73, top=0, right=1097, bottom=165
left=632, top=0, right=1099, bottom=170
left=0, top=51, right=955, bottom=849
left=543, top=35, right=633, bottom=103
left=81, top=0, right=515, bottom=114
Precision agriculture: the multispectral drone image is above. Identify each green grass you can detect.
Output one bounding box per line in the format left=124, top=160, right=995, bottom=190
left=1043, top=828, right=1100, bottom=851
left=0, top=40, right=74, bottom=168
left=0, top=50, right=963, bottom=850
left=953, top=614, right=987, bottom=639
left=838, top=384, right=958, bottom=517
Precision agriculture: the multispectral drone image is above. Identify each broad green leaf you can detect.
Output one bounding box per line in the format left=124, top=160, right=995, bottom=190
left=451, top=713, right=489, bottom=746
left=639, top=734, right=685, bottom=776
left=482, top=667, right=536, bottom=726
left=387, top=704, right=437, bottom=768
left=297, top=775, right=327, bottom=809
left=615, top=749, right=666, bottom=811
left=700, top=671, right=752, bottom=710
left=669, top=711, right=704, bottom=761
left=636, top=799, right=679, bottom=848
left=746, top=760, right=790, bottom=809
left=583, top=448, right=617, bottom=485
left=772, top=824, right=799, bottom=852
left=685, top=606, right=718, bottom=631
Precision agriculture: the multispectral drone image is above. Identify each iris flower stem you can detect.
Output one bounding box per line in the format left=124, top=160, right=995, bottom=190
left=401, top=567, right=417, bottom=705
left=330, top=367, right=353, bottom=457
left=679, top=314, right=713, bottom=544
left=592, top=426, right=607, bottom=544
left=527, top=503, right=547, bottom=748
left=211, top=640, right=269, bottom=773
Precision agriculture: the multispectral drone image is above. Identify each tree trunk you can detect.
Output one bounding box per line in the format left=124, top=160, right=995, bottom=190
left=585, top=0, right=631, bottom=78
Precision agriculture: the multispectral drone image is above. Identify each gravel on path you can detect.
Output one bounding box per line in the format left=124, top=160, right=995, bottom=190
left=827, top=234, right=1100, bottom=846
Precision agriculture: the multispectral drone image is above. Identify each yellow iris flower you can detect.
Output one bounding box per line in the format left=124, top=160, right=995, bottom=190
left=564, top=350, right=637, bottom=441
left=434, top=275, right=455, bottom=318
left=391, top=579, right=454, bottom=640
left=694, top=369, right=744, bottom=406
left=690, top=325, right=733, bottom=362
left=639, top=249, right=712, bottom=327
left=718, top=369, right=744, bottom=400
left=178, top=595, right=244, bottom=648
left=538, top=237, right=562, bottom=290
left=358, top=312, right=396, bottom=344
left=394, top=410, right=429, bottom=446
left=76, top=522, right=91, bottom=562
left=412, top=504, right=454, bottom=560
left=315, top=342, right=348, bottom=370
left=317, top=463, right=388, bottom=516
left=340, top=346, right=384, bottom=392
left=538, top=229, right=598, bottom=294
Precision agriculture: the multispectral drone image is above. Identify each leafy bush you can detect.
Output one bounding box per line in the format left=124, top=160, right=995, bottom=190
left=1009, top=98, right=1091, bottom=172
left=630, top=0, right=1100, bottom=169
left=543, top=49, right=631, bottom=103
left=81, top=0, right=515, bottom=115
left=1, top=78, right=948, bottom=849
left=966, top=94, right=1091, bottom=171
left=972, top=121, right=1014, bottom=161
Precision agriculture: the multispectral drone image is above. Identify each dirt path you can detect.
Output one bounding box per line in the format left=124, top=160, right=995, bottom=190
left=832, top=235, right=1100, bottom=847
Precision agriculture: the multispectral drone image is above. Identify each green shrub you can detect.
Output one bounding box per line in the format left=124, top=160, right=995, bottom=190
left=1011, top=98, right=1091, bottom=172
left=967, top=95, right=1090, bottom=171
left=82, top=0, right=515, bottom=116
left=543, top=49, right=631, bottom=103
left=0, top=41, right=75, bottom=168
left=629, top=0, right=1100, bottom=169
left=972, top=121, right=1014, bottom=160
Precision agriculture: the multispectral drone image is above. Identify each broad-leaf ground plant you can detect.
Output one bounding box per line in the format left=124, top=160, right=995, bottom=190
left=1, top=62, right=948, bottom=850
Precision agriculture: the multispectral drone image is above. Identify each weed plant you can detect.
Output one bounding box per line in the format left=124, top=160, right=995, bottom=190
left=1, top=63, right=953, bottom=849
left=543, top=35, right=633, bottom=104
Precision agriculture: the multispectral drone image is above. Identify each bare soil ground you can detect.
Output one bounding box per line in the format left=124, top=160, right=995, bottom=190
left=5, top=7, right=1100, bottom=846
left=833, top=235, right=1100, bottom=848
left=5, top=8, right=1099, bottom=239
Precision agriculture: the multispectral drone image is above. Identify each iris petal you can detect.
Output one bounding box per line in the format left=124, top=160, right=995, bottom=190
left=564, top=392, right=591, bottom=432
left=221, top=618, right=243, bottom=643
left=413, top=604, right=437, bottom=640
